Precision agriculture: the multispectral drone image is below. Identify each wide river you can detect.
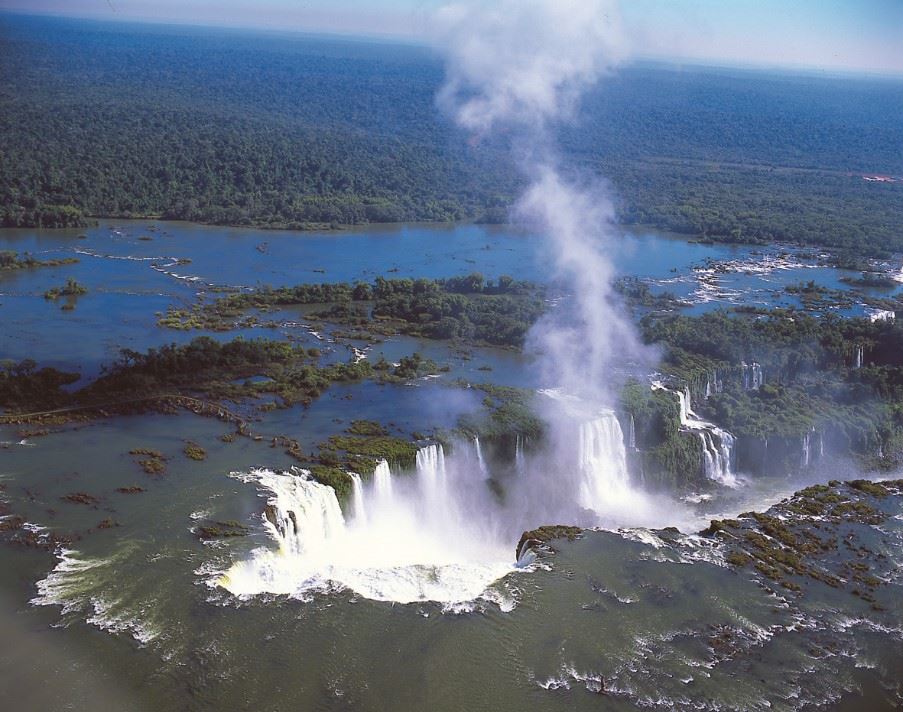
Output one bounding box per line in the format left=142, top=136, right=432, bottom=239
left=0, top=220, right=901, bottom=711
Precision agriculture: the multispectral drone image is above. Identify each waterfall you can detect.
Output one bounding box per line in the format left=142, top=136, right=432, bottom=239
left=258, top=470, right=345, bottom=558
left=474, top=437, right=489, bottom=478
left=628, top=414, right=637, bottom=450
left=704, top=369, right=723, bottom=399
left=219, top=456, right=515, bottom=605
left=819, top=431, right=825, bottom=458
left=741, top=362, right=764, bottom=390
left=854, top=345, right=863, bottom=369
left=221, top=388, right=668, bottom=606
left=576, top=412, right=630, bottom=511
left=652, top=381, right=738, bottom=487
left=349, top=473, right=367, bottom=525
left=514, top=435, right=526, bottom=473
left=416, top=443, right=448, bottom=508
left=801, top=427, right=817, bottom=469
left=676, top=387, right=691, bottom=422
left=372, top=460, right=393, bottom=504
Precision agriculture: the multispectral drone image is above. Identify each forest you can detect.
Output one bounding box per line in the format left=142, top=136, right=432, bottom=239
left=160, top=274, right=545, bottom=347
left=640, top=310, right=903, bottom=468
left=1, top=14, right=901, bottom=255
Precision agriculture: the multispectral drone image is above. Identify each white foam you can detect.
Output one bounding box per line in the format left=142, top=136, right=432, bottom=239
left=217, top=466, right=516, bottom=606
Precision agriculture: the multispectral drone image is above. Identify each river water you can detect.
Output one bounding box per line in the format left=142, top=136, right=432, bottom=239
left=1, top=220, right=901, bottom=710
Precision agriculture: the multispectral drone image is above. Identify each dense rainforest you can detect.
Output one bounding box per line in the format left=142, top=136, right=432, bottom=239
left=1, top=14, right=901, bottom=255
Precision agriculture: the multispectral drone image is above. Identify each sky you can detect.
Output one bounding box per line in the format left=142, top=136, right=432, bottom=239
left=0, top=0, right=901, bottom=75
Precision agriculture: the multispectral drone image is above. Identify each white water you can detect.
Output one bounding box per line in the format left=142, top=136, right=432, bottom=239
left=474, top=437, right=489, bottom=478
left=350, top=473, right=367, bottom=525
left=515, top=434, right=526, bottom=474
left=741, top=362, right=764, bottom=391
left=704, top=370, right=722, bottom=399
left=652, top=382, right=739, bottom=487
left=854, top=345, right=864, bottom=369
left=867, top=309, right=896, bottom=323
left=220, top=391, right=664, bottom=605
left=219, top=465, right=515, bottom=606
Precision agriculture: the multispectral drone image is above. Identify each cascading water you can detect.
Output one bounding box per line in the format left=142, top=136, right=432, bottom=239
left=350, top=473, right=367, bottom=525
left=474, top=437, right=489, bottom=478
left=576, top=413, right=630, bottom=511
left=514, top=434, right=526, bottom=474
left=628, top=414, right=637, bottom=450
left=801, top=430, right=811, bottom=469
left=652, top=382, right=739, bottom=487
left=854, top=345, right=864, bottom=369
left=219, top=390, right=669, bottom=605
left=741, top=362, right=764, bottom=390
left=372, top=459, right=393, bottom=505
left=219, top=463, right=515, bottom=606
left=704, top=369, right=723, bottom=399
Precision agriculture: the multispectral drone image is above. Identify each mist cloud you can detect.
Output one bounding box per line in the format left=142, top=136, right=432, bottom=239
left=434, top=0, right=627, bottom=135
left=434, top=0, right=644, bottom=404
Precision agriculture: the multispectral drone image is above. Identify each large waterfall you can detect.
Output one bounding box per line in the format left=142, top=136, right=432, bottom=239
left=219, top=464, right=515, bottom=606
left=652, top=382, right=739, bottom=487
left=220, top=392, right=661, bottom=605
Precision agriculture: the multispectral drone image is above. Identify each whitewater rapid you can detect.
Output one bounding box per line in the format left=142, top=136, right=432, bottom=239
left=218, top=464, right=517, bottom=607
left=218, top=392, right=661, bottom=606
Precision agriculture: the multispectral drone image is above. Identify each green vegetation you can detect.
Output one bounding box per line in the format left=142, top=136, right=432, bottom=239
left=320, top=434, right=418, bottom=473
left=456, top=383, right=544, bottom=443
left=43, top=277, right=87, bottom=300
left=346, top=420, right=389, bottom=437
left=129, top=448, right=168, bottom=475
left=160, top=275, right=545, bottom=348
left=0, top=358, right=80, bottom=412
left=0, top=338, right=355, bottom=414
left=641, top=309, right=903, bottom=469
left=3, top=16, right=899, bottom=255
left=706, top=479, right=902, bottom=604
left=620, top=381, right=703, bottom=488
left=183, top=442, right=207, bottom=461
left=0, top=251, right=79, bottom=270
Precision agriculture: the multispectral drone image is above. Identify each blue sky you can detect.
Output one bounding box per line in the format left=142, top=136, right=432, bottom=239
left=1, top=0, right=901, bottom=75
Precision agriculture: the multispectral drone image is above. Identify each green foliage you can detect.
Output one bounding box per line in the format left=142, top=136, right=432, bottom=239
left=322, top=435, right=418, bottom=470
left=642, top=310, right=903, bottom=463
left=163, top=276, right=544, bottom=348
left=308, top=466, right=353, bottom=499
left=43, top=277, right=88, bottom=300
left=456, top=383, right=545, bottom=442
left=0, top=359, right=80, bottom=411
left=183, top=442, right=207, bottom=461
left=0, top=251, right=79, bottom=270
left=4, top=16, right=899, bottom=253
left=346, top=420, right=389, bottom=436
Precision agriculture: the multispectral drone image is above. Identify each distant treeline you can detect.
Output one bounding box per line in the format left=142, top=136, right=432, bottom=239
left=1, top=15, right=901, bottom=254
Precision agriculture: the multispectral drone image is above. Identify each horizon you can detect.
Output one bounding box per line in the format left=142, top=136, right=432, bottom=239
left=0, top=1, right=901, bottom=78
left=1, top=9, right=901, bottom=82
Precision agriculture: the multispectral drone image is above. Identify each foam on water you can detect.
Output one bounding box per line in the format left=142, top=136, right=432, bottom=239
left=218, top=466, right=516, bottom=605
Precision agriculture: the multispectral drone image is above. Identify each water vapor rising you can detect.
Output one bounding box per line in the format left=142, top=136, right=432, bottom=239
left=435, top=0, right=626, bottom=135
left=435, top=0, right=642, bottom=403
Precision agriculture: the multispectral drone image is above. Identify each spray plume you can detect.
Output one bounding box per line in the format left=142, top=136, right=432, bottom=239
left=219, top=1, right=675, bottom=608
left=435, top=0, right=644, bottom=404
